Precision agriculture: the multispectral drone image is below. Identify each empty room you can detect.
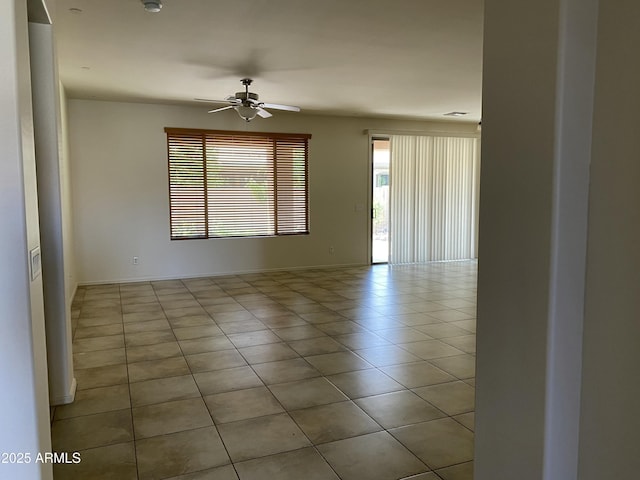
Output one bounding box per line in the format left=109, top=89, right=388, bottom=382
left=2, top=1, right=640, bottom=480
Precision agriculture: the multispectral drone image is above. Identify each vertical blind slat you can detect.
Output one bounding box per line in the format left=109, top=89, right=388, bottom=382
left=389, top=134, right=480, bottom=264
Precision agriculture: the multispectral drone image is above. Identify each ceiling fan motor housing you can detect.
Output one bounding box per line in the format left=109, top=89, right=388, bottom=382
left=235, top=92, right=259, bottom=103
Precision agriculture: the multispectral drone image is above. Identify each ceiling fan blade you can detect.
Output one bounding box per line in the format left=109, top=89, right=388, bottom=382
left=260, top=103, right=300, bottom=112
left=195, top=98, right=239, bottom=104
left=208, top=105, right=234, bottom=114
left=256, top=108, right=273, bottom=118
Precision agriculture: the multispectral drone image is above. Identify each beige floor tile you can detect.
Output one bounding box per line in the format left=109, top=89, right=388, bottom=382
left=429, top=355, right=476, bottom=379
left=227, top=330, right=282, bottom=348
left=399, top=340, right=466, bottom=360
left=218, top=319, right=269, bottom=335
left=130, top=374, right=200, bottom=407
left=81, top=306, right=122, bottom=318
left=304, top=351, right=373, bottom=375
left=272, top=325, right=326, bottom=341
left=61, top=263, right=479, bottom=479
left=77, top=315, right=123, bottom=328
left=202, top=301, right=244, bottom=313
left=269, top=377, right=348, bottom=410
left=317, top=431, right=427, bottom=480
left=124, top=330, right=176, bottom=347
left=120, top=295, right=157, bottom=306
left=252, top=358, right=321, bottom=385
left=74, top=323, right=123, bottom=339
left=288, top=303, right=332, bottom=315
left=204, top=386, right=284, bottom=424
left=136, top=427, right=230, bottom=480
left=238, top=343, right=299, bottom=364
left=381, top=361, right=456, bottom=388
left=390, top=418, right=474, bottom=470
left=126, top=341, right=182, bottom=363
left=399, top=473, right=440, bottom=480
left=447, top=320, right=477, bottom=333
left=55, top=384, right=130, bottom=420
left=435, top=462, right=474, bottom=480
left=122, top=311, right=166, bottom=323
left=73, top=334, right=125, bottom=353
left=193, top=366, right=264, bottom=395
left=234, top=447, right=339, bottom=480
left=211, top=310, right=255, bottom=323
left=53, top=442, right=137, bottom=480
left=185, top=349, right=247, bottom=373
left=327, top=368, right=404, bottom=399
left=259, top=314, right=308, bottom=329
left=173, top=324, right=224, bottom=340
left=334, top=332, right=391, bottom=350
left=414, top=323, right=472, bottom=339
left=217, top=413, right=311, bottom=462
left=289, top=400, right=381, bottom=444
left=374, top=327, right=434, bottom=343
left=440, top=335, right=477, bottom=354
left=122, top=303, right=164, bottom=316
left=75, top=364, right=128, bottom=390
left=355, top=345, right=422, bottom=367
left=288, top=336, right=348, bottom=356
left=160, top=299, right=202, bottom=310
left=392, top=313, right=443, bottom=327
left=454, top=412, right=475, bottom=431
left=355, top=390, right=446, bottom=429
left=164, top=464, right=239, bottom=480
left=52, top=409, right=133, bottom=452
left=132, top=397, right=213, bottom=439
left=299, top=311, right=346, bottom=324
left=127, top=356, right=191, bottom=383
left=179, top=336, right=236, bottom=355
left=314, top=320, right=367, bottom=335
left=413, top=381, right=475, bottom=416
left=123, top=319, right=171, bottom=333
left=164, top=306, right=209, bottom=319
left=427, top=310, right=474, bottom=322
left=168, top=315, right=216, bottom=328
left=74, top=347, right=127, bottom=370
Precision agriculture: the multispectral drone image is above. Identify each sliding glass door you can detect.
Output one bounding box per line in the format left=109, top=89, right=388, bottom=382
left=371, top=139, right=390, bottom=263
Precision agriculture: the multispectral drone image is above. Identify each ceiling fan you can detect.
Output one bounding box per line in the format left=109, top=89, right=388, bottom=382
left=196, top=78, right=301, bottom=122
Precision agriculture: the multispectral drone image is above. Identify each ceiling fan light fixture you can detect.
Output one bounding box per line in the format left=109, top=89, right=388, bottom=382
left=235, top=105, right=257, bottom=122
left=141, top=0, right=162, bottom=13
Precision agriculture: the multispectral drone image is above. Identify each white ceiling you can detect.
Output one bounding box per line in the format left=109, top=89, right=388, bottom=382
left=55, top=0, right=483, bottom=121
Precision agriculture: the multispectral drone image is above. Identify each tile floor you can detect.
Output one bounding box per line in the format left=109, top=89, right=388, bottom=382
left=52, top=261, right=477, bottom=480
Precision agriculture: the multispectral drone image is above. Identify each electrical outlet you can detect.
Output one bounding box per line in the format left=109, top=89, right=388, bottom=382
left=133, top=256, right=139, bottom=265
left=329, top=246, right=335, bottom=255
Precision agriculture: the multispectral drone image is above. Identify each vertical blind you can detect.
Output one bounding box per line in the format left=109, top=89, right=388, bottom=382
left=389, top=135, right=480, bottom=264
left=166, top=128, right=310, bottom=240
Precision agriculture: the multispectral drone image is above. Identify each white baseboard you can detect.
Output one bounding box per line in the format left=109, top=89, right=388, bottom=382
left=77, top=262, right=369, bottom=286
left=50, top=377, right=76, bottom=406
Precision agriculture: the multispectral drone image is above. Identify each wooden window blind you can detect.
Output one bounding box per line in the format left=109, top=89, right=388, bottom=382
left=166, top=128, right=311, bottom=240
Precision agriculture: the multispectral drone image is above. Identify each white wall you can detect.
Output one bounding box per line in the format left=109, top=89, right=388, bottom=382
left=578, top=0, right=640, bottom=477
left=0, top=0, right=52, bottom=478
left=476, top=0, right=640, bottom=479
left=59, top=87, right=77, bottom=303
left=68, top=99, right=477, bottom=284
left=30, top=20, right=76, bottom=406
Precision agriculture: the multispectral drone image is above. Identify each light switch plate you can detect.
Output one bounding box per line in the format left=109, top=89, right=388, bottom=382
left=30, top=246, right=41, bottom=281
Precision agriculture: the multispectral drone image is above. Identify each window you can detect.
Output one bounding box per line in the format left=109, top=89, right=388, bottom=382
left=165, top=128, right=311, bottom=240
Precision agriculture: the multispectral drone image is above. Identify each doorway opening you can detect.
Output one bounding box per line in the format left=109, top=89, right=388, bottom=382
left=372, top=138, right=390, bottom=263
